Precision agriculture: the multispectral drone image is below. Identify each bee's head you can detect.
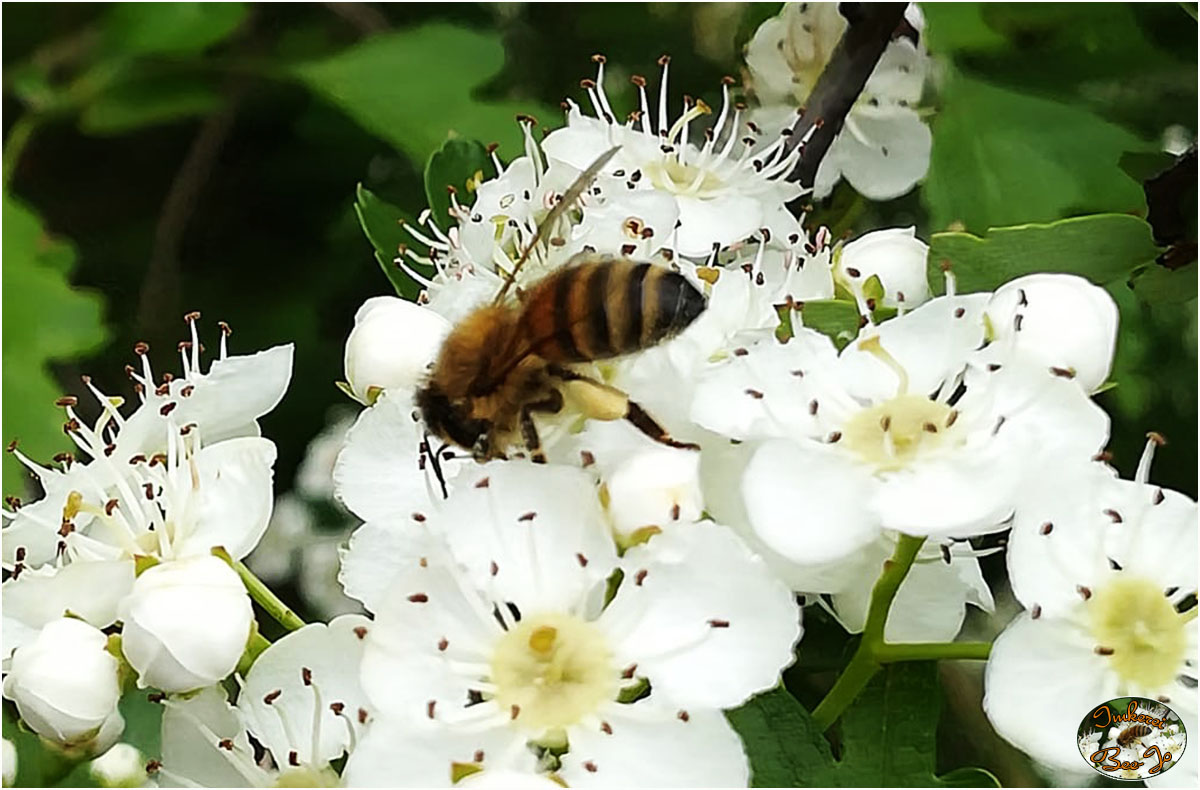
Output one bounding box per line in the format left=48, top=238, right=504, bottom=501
left=415, top=382, right=490, bottom=456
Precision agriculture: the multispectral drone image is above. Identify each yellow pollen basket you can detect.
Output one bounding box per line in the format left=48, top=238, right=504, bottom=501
left=841, top=395, right=959, bottom=472
left=1089, top=575, right=1186, bottom=689
left=490, top=612, right=617, bottom=736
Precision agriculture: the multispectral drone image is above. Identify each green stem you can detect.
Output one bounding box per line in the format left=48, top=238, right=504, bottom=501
left=810, top=535, right=924, bottom=731
left=236, top=559, right=306, bottom=631
left=212, top=547, right=306, bottom=632
left=810, top=535, right=992, bottom=731
left=237, top=629, right=272, bottom=676
left=3, top=114, right=40, bottom=184
left=877, top=641, right=992, bottom=663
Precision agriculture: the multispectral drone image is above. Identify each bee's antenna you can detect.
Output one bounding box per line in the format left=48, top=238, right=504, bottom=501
left=493, top=145, right=622, bottom=304
left=423, top=434, right=450, bottom=500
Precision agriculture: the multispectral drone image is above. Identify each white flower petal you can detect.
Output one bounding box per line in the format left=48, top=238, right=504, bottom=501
left=1007, top=460, right=1117, bottom=616
left=240, top=615, right=373, bottom=767
left=833, top=542, right=993, bottom=642
left=559, top=703, right=748, bottom=788
left=674, top=194, right=763, bottom=258
left=359, top=563, right=501, bottom=719
left=690, top=333, right=836, bottom=442
left=872, top=449, right=1019, bottom=537
left=983, top=273, right=1118, bottom=393
left=119, top=555, right=253, bottom=693
left=344, top=717, right=531, bottom=788
left=837, top=293, right=989, bottom=403
left=116, top=344, right=294, bottom=459
left=344, top=297, right=451, bottom=403
left=836, top=227, right=930, bottom=308
left=1, top=560, right=134, bottom=657
left=603, top=447, right=703, bottom=539
left=820, top=107, right=931, bottom=201
left=333, top=390, right=448, bottom=524
left=984, top=614, right=1116, bottom=771
left=171, top=437, right=276, bottom=560
left=743, top=440, right=880, bottom=564
left=601, top=522, right=800, bottom=708
left=160, top=685, right=269, bottom=787
left=339, top=518, right=442, bottom=613
left=2, top=618, right=121, bottom=745
left=438, top=463, right=617, bottom=615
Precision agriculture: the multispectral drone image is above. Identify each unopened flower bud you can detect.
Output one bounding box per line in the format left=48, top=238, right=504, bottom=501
left=836, top=227, right=931, bottom=308
left=1, top=618, right=121, bottom=746
left=119, top=556, right=253, bottom=693
left=89, top=743, right=146, bottom=788
left=604, top=447, right=703, bottom=541
left=344, top=297, right=450, bottom=404
left=3, top=738, right=16, bottom=787
left=984, top=273, right=1118, bottom=392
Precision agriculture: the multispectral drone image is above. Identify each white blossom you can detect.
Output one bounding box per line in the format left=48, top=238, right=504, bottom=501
left=980, top=273, right=1119, bottom=393
left=984, top=437, right=1197, bottom=779
left=344, top=296, right=451, bottom=404
left=540, top=57, right=806, bottom=257
left=119, top=555, right=254, bottom=693
left=834, top=227, right=931, bottom=309
left=745, top=3, right=932, bottom=200
left=2, top=738, right=14, bottom=787
left=89, top=743, right=149, bottom=788
left=342, top=462, right=800, bottom=787
left=154, top=615, right=371, bottom=787
left=692, top=293, right=1110, bottom=566
left=2, top=618, right=122, bottom=747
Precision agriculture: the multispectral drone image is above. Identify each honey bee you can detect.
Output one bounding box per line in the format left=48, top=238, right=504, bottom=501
left=415, top=146, right=706, bottom=463
left=1116, top=724, right=1153, bottom=748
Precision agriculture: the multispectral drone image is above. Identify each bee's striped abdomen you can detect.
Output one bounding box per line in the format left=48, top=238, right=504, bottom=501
left=521, top=258, right=706, bottom=364
left=1117, top=724, right=1153, bottom=746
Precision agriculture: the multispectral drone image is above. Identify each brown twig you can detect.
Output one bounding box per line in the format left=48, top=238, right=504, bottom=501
left=324, top=2, right=389, bottom=35
left=135, top=90, right=243, bottom=334
left=783, top=2, right=909, bottom=189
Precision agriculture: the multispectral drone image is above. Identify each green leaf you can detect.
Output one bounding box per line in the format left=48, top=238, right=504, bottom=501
left=923, top=70, right=1148, bottom=232
left=2, top=195, right=109, bottom=495
left=425, top=138, right=491, bottom=230
left=1129, top=261, right=1198, bottom=303
left=814, top=663, right=1001, bottom=787
left=293, top=25, right=549, bottom=164
left=726, top=686, right=834, bottom=787
left=79, top=72, right=219, bottom=135
left=103, top=2, right=248, bottom=56
left=1120, top=151, right=1179, bottom=184
left=928, top=214, right=1163, bottom=295
left=797, top=300, right=897, bottom=350
left=353, top=184, right=421, bottom=299
left=921, top=3, right=1008, bottom=53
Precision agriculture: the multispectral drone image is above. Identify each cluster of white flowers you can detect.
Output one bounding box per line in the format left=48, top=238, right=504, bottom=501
left=2, top=320, right=292, bottom=749
left=2, top=6, right=1196, bottom=789
left=337, top=44, right=1196, bottom=790
left=744, top=3, right=933, bottom=200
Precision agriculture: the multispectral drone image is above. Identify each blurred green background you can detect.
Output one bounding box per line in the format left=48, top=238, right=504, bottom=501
left=2, top=3, right=1195, bottom=787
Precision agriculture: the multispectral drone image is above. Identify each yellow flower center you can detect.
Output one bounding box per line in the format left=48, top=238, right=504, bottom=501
left=841, top=395, right=960, bottom=472
left=490, top=613, right=617, bottom=736
left=645, top=158, right=723, bottom=196
left=1089, top=575, right=1186, bottom=689
left=274, top=765, right=341, bottom=787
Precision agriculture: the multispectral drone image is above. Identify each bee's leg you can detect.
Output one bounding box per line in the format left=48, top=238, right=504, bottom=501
left=520, top=391, right=564, bottom=464
left=520, top=407, right=546, bottom=464
left=624, top=400, right=701, bottom=452
left=546, top=365, right=699, bottom=452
